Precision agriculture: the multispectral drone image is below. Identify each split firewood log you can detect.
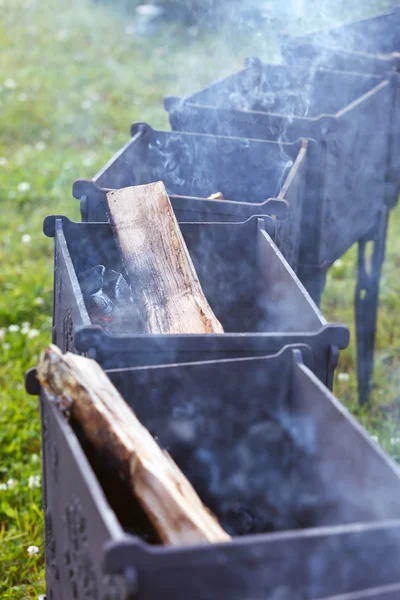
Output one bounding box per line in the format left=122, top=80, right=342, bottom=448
left=37, top=344, right=231, bottom=546
left=106, top=182, right=223, bottom=335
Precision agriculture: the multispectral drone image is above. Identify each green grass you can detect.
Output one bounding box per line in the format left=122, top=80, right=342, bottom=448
left=0, top=0, right=399, bottom=596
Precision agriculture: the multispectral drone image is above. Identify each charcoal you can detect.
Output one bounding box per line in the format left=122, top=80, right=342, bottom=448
left=228, top=86, right=310, bottom=117
left=90, top=289, right=115, bottom=315
left=103, top=269, right=133, bottom=305
left=80, top=265, right=105, bottom=297
left=80, top=265, right=144, bottom=333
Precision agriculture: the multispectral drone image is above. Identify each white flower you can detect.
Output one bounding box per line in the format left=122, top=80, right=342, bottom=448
left=8, top=324, right=19, bottom=332
left=333, top=259, right=344, bottom=268
left=22, top=321, right=30, bottom=328
left=4, top=78, right=16, bottom=89
left=27, top=545, right=39, bottom=556
left=31, top=454, right=39, bottom=464
left=370, top=435, right=379, bottom=443
left=34, top=297, right=44, bottom=306
left=0, top=483, right=7, bottom=491
left=27, top=329, right=40, bottom=339
left=28, top=475, right=41, bottom=489
left=0, top=157, right=8, bottom=167
left=2, top=343, right=10, bottom=351
left=21, top=234, right=32, bottom=244
left=337, top=373, right=350, bottom=382
left=390, top=437, right=400, bottom=445
left=7, top=479, right=16, bottom=489
left=0, top=328, right=4, bottom=339
left=35, top=141, right=46, bottom=151
left=17, top=181, right=30, bottom=193
left=18, top=93, right=28, bottom=102
left=80, top=99, right=92, bottom=110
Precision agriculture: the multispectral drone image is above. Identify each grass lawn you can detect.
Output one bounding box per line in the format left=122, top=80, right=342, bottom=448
left=0, top=0, right=399, bottom=596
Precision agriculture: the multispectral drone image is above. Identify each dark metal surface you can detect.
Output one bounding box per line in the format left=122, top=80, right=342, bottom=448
left=279, top=47, right=400, bottom=213
left=43, top=214, right=349, bottom=387
left=73, top=122, right=307, bottom=272
left=164, top=60, right=393, bottom=265
left=164, top=57, right=397, bottom=405
left=37, top=370, right=127, bottom=600
left=320, top=582, right=400, bottom=600
left=280, top=7, right=400, bottom=56
left=73, top=178, right=288, bottom=223
left=280, top=40, right=399, bottom=76
left=26, top=349, right=400, bottom=599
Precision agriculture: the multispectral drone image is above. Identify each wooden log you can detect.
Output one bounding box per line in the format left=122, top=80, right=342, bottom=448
left=106, top=182, right=224, bottom=335
left=37, top=344, right=231, bottom=546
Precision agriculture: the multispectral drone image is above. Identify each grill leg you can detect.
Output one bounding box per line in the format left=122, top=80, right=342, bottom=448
left=355, top=207, right=389, bottom=406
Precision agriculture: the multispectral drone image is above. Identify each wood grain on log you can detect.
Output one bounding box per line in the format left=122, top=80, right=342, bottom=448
left=106, top=182, right=223, bottom=334
left=37, top=344, right=231, bottom=546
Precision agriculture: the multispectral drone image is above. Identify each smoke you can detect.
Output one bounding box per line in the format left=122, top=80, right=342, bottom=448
left=29, top=2, right=400, bottom=598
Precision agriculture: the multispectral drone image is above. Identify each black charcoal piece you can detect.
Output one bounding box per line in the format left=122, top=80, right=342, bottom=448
left=90, top=289, right=114, bottom=315
left=103, top=269, right=133, bottom=306
left=80, top=265, right=105, bottom=296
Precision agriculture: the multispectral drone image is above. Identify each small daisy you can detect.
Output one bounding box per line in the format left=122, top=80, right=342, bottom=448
left=17, top=181, right=30, bottom=193
left=34, top=297, right=44, bottom=306
left=7, top=479, right=16, bottom=489
left=8, top=324, right=19, bottom=333
left=0, top=483, right=7, bottom=491
left=80, top=99, right=92, bottom=110
left=21, top=234, right=32, bottom=244
left=4, top=78, right=16, bottom=89
left=27, top=329, right=40, bottom=339
left=337, top=373, right=350, bottom=382
left=35, top=141, right=46, bottom=151
left=28, top=475, right=41, bottom=489
left=27, top=545, right=39, bottom=556
left=333, top=259, right=344, bottom=268
left=31, top=454, right=39, bottom=464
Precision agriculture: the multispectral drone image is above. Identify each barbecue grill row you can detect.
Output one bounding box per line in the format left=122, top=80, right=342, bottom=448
left=26, top=7, right=400, bottom=599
